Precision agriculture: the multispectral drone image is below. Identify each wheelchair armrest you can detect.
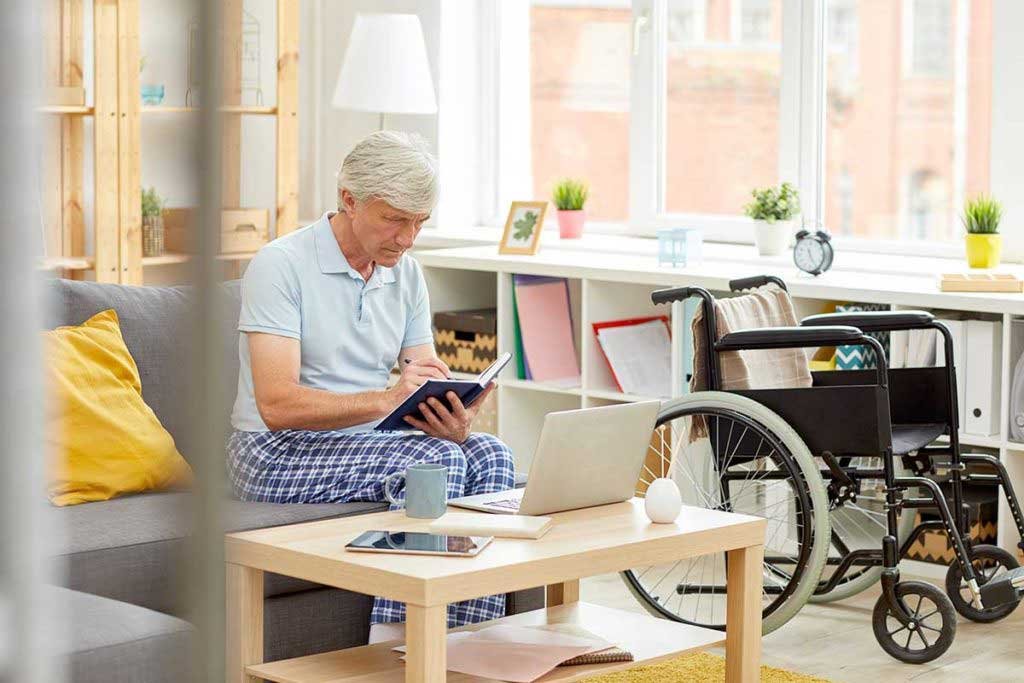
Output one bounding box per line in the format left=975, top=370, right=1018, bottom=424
left=801, top=310, right=934, bottom=332
left=715, top=325, right=864, bottom=351
left=715, top=325, right=888, bottom=387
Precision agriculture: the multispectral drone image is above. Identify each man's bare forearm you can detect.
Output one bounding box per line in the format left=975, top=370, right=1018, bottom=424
left=258, top=382, right=397, bottom=431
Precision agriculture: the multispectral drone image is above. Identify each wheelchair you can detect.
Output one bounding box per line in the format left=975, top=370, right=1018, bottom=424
left=621, top=275, right=1024, bottom=663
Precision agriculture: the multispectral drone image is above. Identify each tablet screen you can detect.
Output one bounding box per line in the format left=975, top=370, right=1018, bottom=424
left=345, top=530, right=490, bottom=557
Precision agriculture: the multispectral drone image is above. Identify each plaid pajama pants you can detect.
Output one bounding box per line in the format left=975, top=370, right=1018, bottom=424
left=226, top=429, right=515, bottom=628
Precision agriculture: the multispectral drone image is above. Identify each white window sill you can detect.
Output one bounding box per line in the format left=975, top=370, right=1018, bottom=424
left=415, top=226, right=1024, bottom=279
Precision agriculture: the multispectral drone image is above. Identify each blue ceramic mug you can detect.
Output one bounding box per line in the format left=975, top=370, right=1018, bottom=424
left=384, top=463, right=448, bottom=519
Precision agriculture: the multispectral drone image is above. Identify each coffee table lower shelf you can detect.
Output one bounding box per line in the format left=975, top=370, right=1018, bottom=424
left=247, top=601, right=724, bottom=683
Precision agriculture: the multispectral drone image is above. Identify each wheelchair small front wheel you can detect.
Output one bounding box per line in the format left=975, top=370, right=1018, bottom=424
left=944, top=544, right=1021, bottom=623
left=872, top=581, right=956, bottom=664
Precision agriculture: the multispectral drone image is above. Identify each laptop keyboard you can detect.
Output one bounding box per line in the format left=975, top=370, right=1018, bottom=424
left=487, top=498, right=522, bottom=511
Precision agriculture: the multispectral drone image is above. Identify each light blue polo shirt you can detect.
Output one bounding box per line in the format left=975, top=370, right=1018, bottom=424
left=230, top=212, right=434, bottom=433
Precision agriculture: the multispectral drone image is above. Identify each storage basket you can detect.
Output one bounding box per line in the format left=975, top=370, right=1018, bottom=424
left=433, top=308, right=497, bottom=374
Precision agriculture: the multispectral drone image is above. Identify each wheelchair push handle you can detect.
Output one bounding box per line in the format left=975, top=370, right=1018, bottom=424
left=729, top=275, right=788, bottom=292
left=652, top=286, right=704, bottom=306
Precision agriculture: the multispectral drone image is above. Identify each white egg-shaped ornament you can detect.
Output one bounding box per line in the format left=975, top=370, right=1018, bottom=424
left=644, top=478, right=682, bottom=523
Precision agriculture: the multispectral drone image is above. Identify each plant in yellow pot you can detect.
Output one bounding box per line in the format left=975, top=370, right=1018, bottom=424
left=962, top=194, right=1003, bottom=268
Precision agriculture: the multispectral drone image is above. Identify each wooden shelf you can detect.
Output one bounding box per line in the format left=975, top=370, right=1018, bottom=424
left=39, top=256, right=94, bottom=271
left=140, top=106, right=277, bottom=115
left=247, top=602, right=725, bottom=683
left=141, top=106, right=195, bottom=114
left=218, top=105, right=277, bottom=115
left=216, top=251, right=259, bottom=261
left=140, top=251, right=260, bottom=266
left=37, top=105, right=93, bottom=115
left=141, top=252, right=192, bottom=266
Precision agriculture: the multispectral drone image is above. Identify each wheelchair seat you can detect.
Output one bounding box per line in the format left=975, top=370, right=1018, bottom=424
left=891, top=423, right=946, bottom=455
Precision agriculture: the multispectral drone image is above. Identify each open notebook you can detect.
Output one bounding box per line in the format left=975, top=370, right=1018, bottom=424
left=376, top=352, right=512, bottom=431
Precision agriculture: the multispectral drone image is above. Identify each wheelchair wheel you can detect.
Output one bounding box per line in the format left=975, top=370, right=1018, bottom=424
left=621, top=392, right=830, bottom=634
left=810, top=456, right=917, bottom=603
left=872, top=581, right=956, bottom=664
left=944, top=544, right=1021, bottom=623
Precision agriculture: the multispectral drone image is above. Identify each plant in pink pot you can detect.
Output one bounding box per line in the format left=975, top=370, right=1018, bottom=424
left=552, top=178, right=589, bottom=239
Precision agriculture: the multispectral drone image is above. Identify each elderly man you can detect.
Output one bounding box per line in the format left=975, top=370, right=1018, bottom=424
left=227, top=131, right=514, bottom=642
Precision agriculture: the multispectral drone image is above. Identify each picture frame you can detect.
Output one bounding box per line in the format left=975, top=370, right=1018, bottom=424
left=498, top=201, right=548, bottom=255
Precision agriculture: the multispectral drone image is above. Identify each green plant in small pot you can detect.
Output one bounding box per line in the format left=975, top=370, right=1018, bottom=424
left=141, top=187, right=165, bottom=257
left=552, top=178, right=589, bottom=239
left=744, top=182, right=800, bottom=256
left=962, top=194, right=1003, bottom=268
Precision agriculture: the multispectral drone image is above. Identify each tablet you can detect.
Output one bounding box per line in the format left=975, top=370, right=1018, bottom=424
left=344, top=530, right=493, bottom=557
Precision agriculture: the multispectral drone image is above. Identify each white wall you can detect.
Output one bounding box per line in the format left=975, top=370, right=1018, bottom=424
left=992, top=0, right=1024, bottom=261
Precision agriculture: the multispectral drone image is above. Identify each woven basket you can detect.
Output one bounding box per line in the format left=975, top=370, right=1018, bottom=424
left=143, top=214, right=165, bottom=257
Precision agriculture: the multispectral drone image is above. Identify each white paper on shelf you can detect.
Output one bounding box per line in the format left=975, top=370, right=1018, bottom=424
left=393, top=624, right=611, bottom=682
left=595, top=320, right=672, bottom=398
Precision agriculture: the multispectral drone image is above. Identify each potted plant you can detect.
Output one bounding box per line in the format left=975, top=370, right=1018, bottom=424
left=141, top=187, right=165, bottom=257
left=552, top=178, right=589, bottom=239
left=962, top=194, right=1003, bottom=268
left=744, top=182, right=800, bottom=256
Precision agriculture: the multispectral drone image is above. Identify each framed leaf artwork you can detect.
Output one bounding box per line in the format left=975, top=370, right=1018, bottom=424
left=499, top=201, right=548, bottom=255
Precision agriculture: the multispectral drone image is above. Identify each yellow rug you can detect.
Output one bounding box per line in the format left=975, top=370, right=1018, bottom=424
left=582, top=652, right=832, bottom=682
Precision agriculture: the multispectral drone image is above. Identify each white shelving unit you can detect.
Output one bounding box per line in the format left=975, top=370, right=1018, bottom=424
left=414, top=243, right=1024, bottom=560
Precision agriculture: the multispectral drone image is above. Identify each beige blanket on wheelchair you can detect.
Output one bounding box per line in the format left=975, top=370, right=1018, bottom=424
left=690, top=284, right=813, bottom=392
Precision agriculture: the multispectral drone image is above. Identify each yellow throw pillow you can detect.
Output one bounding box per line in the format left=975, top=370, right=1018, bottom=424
left=44, top=309, right=193, bottom=506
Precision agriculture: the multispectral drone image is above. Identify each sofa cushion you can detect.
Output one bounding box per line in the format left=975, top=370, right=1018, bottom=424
left=52, top=491, right=388, bottom=614
left=43, top=279, right=243, bottom=461
left=53, top=586, right=194, bottom=683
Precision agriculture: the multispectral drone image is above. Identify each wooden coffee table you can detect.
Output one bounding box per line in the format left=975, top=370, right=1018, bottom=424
left=225, top=499, right=765, bottom=682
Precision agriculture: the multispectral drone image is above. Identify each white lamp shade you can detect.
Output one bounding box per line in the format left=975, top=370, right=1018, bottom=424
left=332, top=13, right=438, bottom=115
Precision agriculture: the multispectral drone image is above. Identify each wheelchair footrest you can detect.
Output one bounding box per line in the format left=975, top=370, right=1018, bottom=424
left=980, top=566, right=1024, bottom=608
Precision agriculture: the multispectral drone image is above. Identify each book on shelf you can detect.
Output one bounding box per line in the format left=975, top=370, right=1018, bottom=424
left=592, top=316, right=671, bottom=398
left=512, top=274, right=580, bottom=386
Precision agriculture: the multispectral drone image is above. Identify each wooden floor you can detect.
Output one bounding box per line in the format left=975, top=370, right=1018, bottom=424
left=581, top=570, right=1023, bottom=682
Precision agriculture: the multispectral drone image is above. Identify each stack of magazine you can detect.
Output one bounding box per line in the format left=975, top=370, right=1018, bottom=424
left=393, top=623, right=632, bottom=682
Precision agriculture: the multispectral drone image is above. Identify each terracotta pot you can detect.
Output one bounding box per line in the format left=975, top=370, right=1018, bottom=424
left=557, top=209, right=586, bottom=239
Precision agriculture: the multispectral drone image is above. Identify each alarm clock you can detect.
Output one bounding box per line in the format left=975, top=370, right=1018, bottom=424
left=793, top=230, right=834, bottom=276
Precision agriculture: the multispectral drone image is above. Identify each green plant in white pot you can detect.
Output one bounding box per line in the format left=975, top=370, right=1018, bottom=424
left=744, top=182, right=800, bottom=256
left=962, top=194, right=1003, bottom=268
left=552, top=178, right=589, bottom=239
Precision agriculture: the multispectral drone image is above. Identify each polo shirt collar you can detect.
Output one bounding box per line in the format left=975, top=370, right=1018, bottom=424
left=313, top=212, right=397, bottom=286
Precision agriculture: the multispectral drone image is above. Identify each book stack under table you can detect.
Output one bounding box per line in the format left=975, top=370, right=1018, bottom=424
left=225, top=499, right=766, bottom=682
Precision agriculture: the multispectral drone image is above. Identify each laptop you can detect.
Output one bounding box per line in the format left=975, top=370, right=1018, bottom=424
left=449, top=401, right=661, bottom=515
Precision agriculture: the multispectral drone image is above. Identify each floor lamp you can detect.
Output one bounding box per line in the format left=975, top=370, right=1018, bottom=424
left=332, top=13, right=438, bottom=130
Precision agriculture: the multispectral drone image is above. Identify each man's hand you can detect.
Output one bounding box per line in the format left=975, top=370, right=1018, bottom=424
left=386, top=357, right=451, bottom=409
left=403, top=383, right=495, bottom=444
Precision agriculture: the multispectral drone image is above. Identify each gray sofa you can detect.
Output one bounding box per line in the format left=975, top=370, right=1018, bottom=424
left=45, top=278, right=543, bottom=681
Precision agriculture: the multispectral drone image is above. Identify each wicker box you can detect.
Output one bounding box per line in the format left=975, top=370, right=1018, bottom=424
left=434, top=308, right=497, bottom=374
left=905, top=483, right=998, bottom=564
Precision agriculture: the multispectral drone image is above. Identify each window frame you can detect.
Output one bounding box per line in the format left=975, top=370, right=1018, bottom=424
left=479, top=0, right=1008, bottom=260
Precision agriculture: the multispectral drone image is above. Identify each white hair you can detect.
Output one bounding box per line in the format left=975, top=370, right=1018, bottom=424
left=337, top=131, right=439, bottom=215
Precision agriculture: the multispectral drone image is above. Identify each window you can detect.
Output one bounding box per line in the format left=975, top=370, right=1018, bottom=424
left=664, top=0, right=782, bottom=217
left=496, top=0, right=1004, bottom=251
left=737, top=0, right=773, bottom=44
left=825, top=0, right=992, bottom=243
left=530, top=2, right=632, bottom=222
left=906, top=0, right=953, bottom=77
